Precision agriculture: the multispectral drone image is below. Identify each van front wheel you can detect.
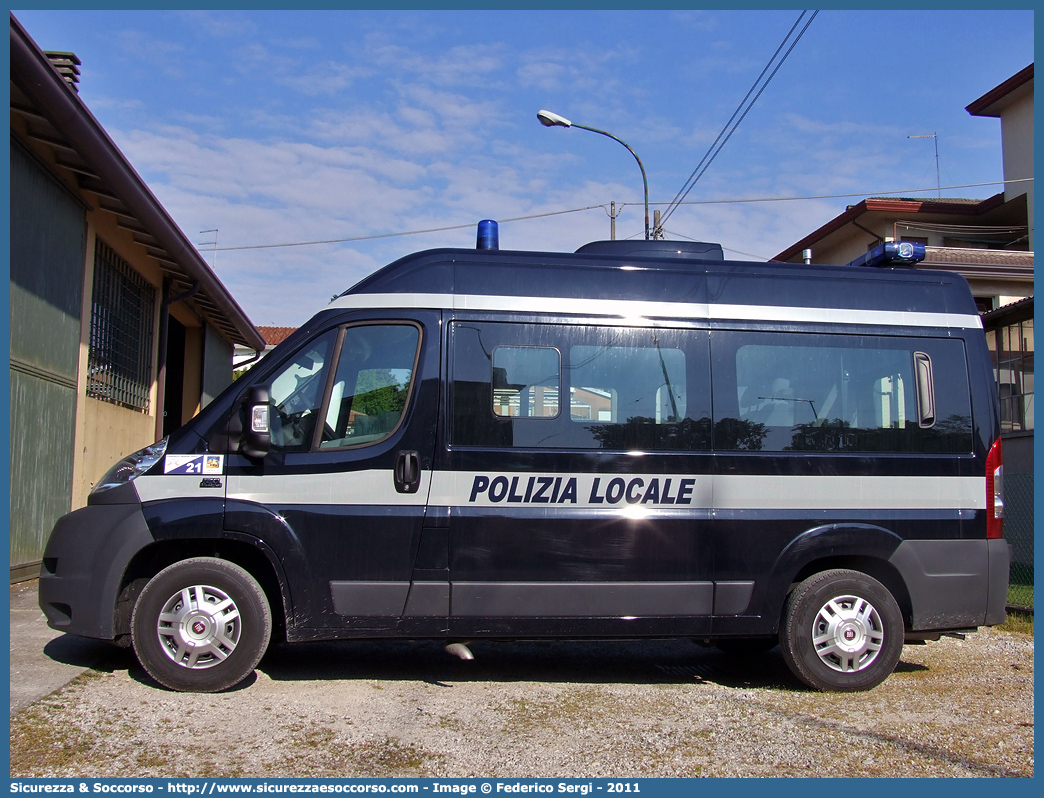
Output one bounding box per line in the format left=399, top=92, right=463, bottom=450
left=131, top=558, right=272, bottom=693
left=780, top=569, right=903, bottom=692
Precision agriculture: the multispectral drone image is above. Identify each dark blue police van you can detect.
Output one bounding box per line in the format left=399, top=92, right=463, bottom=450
left=39, top=224, right=1010, bottom=693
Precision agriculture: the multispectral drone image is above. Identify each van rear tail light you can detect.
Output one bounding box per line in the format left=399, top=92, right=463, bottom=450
left=986, top=438, right=1004, bottom=539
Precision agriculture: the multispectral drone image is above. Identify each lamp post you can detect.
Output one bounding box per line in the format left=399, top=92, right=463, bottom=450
left=537, top=109, right=650, bottom=240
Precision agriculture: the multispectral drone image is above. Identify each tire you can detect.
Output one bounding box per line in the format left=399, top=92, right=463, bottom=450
left=131, top=558, right=272, bottom=693
left=780, top=569, right=903, bottom=692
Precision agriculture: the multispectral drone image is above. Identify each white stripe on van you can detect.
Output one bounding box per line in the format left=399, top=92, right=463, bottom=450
left=133, top=475, right=224, bottom=503
left=327, top=292, right=983, bottom=330
left=429, top=471, right=986, bottom=512
left=226, top=470, right=431, bottom=506
left=136, top=470, right=984, bottom=512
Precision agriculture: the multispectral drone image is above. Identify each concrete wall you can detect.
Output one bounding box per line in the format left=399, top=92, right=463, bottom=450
left=75, top=397, right=159, bottom=505
left=1000, top=90, right=1034, bottom=250
left=202, top=324, right=234, bottom=410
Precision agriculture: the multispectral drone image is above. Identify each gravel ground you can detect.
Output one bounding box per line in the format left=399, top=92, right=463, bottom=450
left=10, top=627, right=1033, bottom=779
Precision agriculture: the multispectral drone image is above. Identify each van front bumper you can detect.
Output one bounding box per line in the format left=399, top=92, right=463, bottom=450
left=38, top=503, right=155, bottom=640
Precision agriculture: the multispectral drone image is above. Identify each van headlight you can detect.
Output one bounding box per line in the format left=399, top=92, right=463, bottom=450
left=92, top=438, right=168, bottom=494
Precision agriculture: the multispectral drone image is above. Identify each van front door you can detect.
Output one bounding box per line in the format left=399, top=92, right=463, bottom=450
left=223, top=311, right=440, bottom=635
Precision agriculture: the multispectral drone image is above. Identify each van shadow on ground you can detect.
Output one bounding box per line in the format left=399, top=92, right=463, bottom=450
left=45, top=634, right=929, bottom=695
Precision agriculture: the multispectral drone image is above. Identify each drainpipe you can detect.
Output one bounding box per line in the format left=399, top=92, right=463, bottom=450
left=155, top=278, right=200, bottom=439
left=234, top=349, right=266, bottom=372
left=853, top=219, right=885, bottom=246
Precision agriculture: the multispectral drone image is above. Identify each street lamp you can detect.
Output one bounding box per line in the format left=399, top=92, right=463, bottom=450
left=537, top=109, right=650, bottom=240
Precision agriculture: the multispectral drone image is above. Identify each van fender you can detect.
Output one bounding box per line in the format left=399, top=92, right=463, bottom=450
left=39, top=503, right=157, bottom=640
left=137, top=498, right=294, bottom=633
left=760, top=523, right=907, bottom=622
left=223, top=499, right=319, bottom=634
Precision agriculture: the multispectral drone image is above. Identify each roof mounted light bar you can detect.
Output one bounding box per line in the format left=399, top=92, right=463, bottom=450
left=847, top=241, right=926, bottom=269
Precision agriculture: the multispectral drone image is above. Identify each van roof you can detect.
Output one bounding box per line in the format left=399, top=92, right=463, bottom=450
left=330, top=245, right=982, bottom=330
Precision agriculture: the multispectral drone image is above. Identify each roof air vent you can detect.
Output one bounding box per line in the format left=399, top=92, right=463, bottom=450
left=575, top=240, right=724, bottom=260
left=45, top=51, right=81, bottom=93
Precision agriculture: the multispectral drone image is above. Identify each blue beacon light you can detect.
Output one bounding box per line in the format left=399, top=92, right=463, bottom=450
left=845, top=241, right=927, bottom=269
left=477, top=219, right=499, bottom=250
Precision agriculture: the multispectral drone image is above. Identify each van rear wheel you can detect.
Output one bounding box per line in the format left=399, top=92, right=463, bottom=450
left=780, top=569, right=903, bottom=692
left=131, top=558, right=272, bottom=693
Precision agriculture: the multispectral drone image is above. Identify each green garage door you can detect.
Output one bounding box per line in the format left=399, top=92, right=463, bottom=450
left=9, top=141, right=86, bottom=580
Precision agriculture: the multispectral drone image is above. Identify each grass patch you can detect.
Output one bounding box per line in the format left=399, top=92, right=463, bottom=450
left=1006, top=584, right=1034, bottom=610
left=350, top=737, right=439, bottom=777
left=997, top=610, right=1033, bottom=635
left=1007, top=565, right=1034, bottom=609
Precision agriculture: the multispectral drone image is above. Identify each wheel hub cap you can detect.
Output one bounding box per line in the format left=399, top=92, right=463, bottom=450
left=156, top=584, right=242, bottom=670
left=811, top=595, right=883, bottom=673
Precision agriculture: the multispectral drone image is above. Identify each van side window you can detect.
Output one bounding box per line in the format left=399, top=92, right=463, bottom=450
left=492, top=346, right=561, bottom=418
left=269, top=329, right=337, bottom=452
left=319, top=324, right=420, bottom=449
left=570, top=340, right=686, bottom=424
left=712, top=332, right=972, bottom=453
left=450, top=322, right=711, bottom=450
left=267, top=324, right=420, bottom=452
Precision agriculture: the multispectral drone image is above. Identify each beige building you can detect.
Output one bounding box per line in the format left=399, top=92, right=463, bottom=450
left=10, top=15, right=265, bottom=580
left=967, top=65, right=1034, bottom=251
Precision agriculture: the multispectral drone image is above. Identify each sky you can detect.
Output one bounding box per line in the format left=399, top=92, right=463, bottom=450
left=11, top=8, right=1035, bottom=328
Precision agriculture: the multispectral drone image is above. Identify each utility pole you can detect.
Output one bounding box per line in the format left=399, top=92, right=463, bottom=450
left=652, top=210, right=663, bottom=240
left=610, top=201, right=616, bottom=240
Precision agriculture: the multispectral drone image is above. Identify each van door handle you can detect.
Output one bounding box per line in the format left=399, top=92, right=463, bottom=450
left=394, top=450, right=421, bottom=494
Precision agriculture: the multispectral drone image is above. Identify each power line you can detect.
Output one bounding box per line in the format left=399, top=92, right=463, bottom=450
left=663, top=228, right=773, bottom=262
left=659, top=10, right=819, bottom=229
left=210, top=204, right=607, bottom=252
left=204, top=177, right=1025, bottom=253
left=647, top=177, right=1030, bottom=209
left=662, top=10, right=810, bottom=218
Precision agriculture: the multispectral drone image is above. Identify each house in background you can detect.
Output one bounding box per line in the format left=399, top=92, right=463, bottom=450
left=9, top=14, right=266, bottom=580
left=234, top=325, right=298, bottom=372
left=967, top=64, right=1034, bottom=252
left=773, top=64, right=1034, bottom=602
left=966, top=65, right=1035, bottom=457
left=771, top=194, right=1032, bottom=315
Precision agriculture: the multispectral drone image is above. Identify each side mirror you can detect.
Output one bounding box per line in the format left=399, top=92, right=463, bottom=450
left=242, top=385, right=272, bottom=459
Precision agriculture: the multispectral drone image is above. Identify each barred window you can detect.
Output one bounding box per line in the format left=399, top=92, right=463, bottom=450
left=87, top=240, right=156, bottom=411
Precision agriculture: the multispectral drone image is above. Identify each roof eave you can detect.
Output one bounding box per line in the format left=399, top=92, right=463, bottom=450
left=772, top=195, right=1006, bottom=262
left=9, top=13, right=265, bottom=352
left=966, top=64, right=1034, bottom=117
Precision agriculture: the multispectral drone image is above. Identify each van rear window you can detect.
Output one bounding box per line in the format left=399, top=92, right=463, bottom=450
left=712, top=332, right=973, bottom=454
